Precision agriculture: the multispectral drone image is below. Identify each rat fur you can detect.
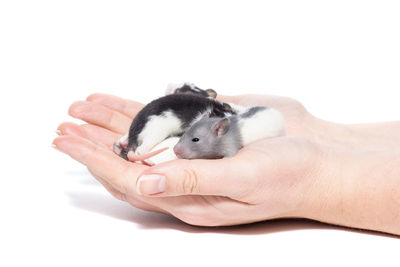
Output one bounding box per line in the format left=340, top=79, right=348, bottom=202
left=114, top=84, right=235, bottom=162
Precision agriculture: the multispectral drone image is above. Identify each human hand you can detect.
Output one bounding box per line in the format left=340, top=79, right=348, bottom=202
left=54, top=129, right=322, bottom=226
left=54, top=93, right=323, bottom=225
left=54, top=93, right=400, bottom=234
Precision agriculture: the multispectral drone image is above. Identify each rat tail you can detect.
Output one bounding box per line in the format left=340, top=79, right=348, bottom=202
left=127, top=147, right=169, bottom=166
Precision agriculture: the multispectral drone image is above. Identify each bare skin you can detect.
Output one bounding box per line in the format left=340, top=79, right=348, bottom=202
left=54, top=93, right=400, bottom=235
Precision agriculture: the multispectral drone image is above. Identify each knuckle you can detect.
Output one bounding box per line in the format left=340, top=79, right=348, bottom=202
left=118, top=165, right=135, bottom=194
left=118, top=181, right=130, bottom=196
left=111, top=190, right=127, bottom=202
left=106, top=112, right=117, bottom=128
left=108, top=111, right=129, bottom=133
left=180, top=168, right=199, bottom=194
left=286, top=97, right=307, bottom=113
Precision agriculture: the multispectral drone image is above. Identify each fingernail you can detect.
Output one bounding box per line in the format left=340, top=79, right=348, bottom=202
left=56, top=129, right=62, bottom=135
left=52, top=143, right=59, bottom=150
left=137, top=174, right=167, bottom=195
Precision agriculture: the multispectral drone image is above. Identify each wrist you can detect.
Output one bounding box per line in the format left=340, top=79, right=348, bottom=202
left=308, top=116, right=355, bottom=148
left=302, top=146, right=400, bottom=235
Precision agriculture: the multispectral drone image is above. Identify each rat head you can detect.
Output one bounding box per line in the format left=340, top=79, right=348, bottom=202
left=173, top=117, right=231, bottom=159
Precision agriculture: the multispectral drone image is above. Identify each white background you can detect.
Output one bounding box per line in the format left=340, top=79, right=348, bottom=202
left=0, top=0, right=399, bottom=266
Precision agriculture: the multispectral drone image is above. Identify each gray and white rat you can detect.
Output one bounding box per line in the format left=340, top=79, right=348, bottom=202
left=173, top=106, right=286, bottom=159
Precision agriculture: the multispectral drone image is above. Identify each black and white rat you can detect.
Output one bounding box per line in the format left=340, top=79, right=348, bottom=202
left=173, top=106, right=286, bottom=159
left=113, top=83, right=235, bottom=163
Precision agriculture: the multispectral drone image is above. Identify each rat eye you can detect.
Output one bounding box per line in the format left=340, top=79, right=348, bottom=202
left=192, top=138, right=200, bottom=142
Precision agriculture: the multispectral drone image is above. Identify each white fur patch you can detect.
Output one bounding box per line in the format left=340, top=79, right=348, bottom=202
left=136, top=110, right=182, bottom=155
left=239, top=108, right=286, bottom=145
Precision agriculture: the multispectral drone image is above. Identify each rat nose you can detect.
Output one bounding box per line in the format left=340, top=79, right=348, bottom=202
left=173, top=145, right=183, bottom=158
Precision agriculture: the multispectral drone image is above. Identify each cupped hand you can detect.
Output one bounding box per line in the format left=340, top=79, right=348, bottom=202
left=54, top=93, right=400, bottom=234
left=54, top=93, right=323, bottom=225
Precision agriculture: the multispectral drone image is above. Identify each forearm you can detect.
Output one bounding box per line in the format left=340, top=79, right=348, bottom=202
left=305, top=147, right=400, bottom=235
left=348, top=121, right=400, bottom=142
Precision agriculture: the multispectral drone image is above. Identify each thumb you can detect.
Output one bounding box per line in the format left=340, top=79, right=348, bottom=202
left=135, top=157, right=256, bottom=198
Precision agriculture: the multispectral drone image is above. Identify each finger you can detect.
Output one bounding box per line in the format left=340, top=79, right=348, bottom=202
left=52, top=134, right=257, bottom=224
left=88, top=170, right=165, bottom=213
left=57, top=122, right=121, bottom=148
left=134, top=157, right=260, bottom=199
left=86, top=93, right=144, bottom=118
left=90, top=170, right=128, bottom=202
left=53, top=135, right=203, bottom=215
left=54, top=133, right=170, bottom=214
left=53, top=135, right=146, bottom=196
left=68, top=101, right=132, bottom=134
left=53, top=135, right=256, bottom=225
left=80, top=124, right=121, bottom=148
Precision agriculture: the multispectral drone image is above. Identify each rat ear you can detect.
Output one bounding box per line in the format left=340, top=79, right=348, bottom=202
left=222, top=102, right=233, bottom=113
left=212, top=118, right=230, bottom=137
left=205, top=89, right=217, bottom=99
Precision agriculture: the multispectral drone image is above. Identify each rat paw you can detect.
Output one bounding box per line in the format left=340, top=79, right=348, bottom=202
left=113, top=134, right=129, bottom=156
